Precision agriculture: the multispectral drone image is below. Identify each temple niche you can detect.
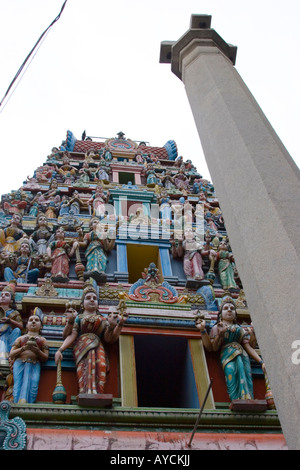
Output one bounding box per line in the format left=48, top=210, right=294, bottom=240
left=0, top=130, right=281, bottom=450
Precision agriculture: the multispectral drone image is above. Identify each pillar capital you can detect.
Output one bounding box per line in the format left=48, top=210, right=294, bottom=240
left=159, top=14, right=237, bottom=80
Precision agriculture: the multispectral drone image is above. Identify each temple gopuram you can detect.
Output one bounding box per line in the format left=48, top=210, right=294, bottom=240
left=0, top=130, right=286, bottom=450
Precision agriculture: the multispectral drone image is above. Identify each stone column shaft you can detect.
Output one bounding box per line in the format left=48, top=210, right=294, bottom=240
left=161, top=15, right=300, bottom=449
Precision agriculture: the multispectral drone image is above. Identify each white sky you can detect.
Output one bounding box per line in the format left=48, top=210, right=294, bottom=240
left=0, top=0, right=299, bottom=196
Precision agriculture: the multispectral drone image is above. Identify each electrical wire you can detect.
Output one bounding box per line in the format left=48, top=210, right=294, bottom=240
left=0, top=0, right=68, bottom=112
left=0, top=29, right=51, bottom=114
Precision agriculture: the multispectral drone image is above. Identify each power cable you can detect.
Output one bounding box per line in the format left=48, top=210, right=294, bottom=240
left=0, top=28, right=51, bottom=114
left=0, top=0, right=68, bottom=112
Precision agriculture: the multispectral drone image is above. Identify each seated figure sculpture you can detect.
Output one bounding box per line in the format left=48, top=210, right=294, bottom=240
left=4, top=238, right=39, bottom=284
left=0, top=213, right=26, bottom=254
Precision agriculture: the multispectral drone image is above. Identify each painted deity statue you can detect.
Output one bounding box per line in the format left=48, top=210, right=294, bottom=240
left=43, top=179, right=61, bottom=200
left=128, top=208, right=150, bottom=226
left=181, top=228, right=216, bottom=283
left=28, top=192, right=43, bottom=217
left=158, top=190, right=172, bottom=221
left=0, top=282, right=23, bottom=365
left=0, top=213, right=26, bottom=254
left=35, top=164, right=56, bottom=183
left=55, top=283, right=127, bottom=400
left=174, top=168, right=190, bottom=192
left=134, top=150, right=145, bottom=164
left=196, top=297, right=265, bottom=403
left=88, top=185, right=109, bottom=218
left=160, top=170, right=175, bottom=190
left=46, top=227, right=77, bottom=283
left=216, top=239, right=239, bottom=291
left=78, top=161, right=97, bottom=184
left=57, top=154, right=77, bottom=182
left=10, top=313, right=49, bottom=404
left=97, top=159, right=110, bottom=183
left=102, top=146, right=113, bottom=162
left=4, top=239, right=39, bottom=284
left=47, top=146, right=61, bottom=161
left=59, top=195, right=70, bottom=216
left=146, top=165, right=158, bottom=186
left=67, top=191, right=85, bottom=216
left=76, top=218, right=115, bottom=282
left=30, top=213, right=53, bottom=256
left=42, top=179, right=61, bottom=218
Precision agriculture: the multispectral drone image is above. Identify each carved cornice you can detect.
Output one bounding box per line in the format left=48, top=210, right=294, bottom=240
left=9, top=403, right=281, bottom=433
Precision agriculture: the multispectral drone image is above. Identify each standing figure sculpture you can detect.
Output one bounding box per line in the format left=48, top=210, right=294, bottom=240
left=0, top=282, right=23, bottom=364
left=146, top=165, right=158, bottom=186
left=216, top=239, right=239, bottom=291
left=9, top=313, right=49, bottom=404
left=97, top=160, right=110, bottom=183
left=77, top=218, right=115, bottom=283
left=196, top=297, right=265, bottom=405
left=158, top=190, right=172, bottom=222
left=88, top=185, right=109, bottom=218
left=54, top=283, right=127, bottom=405
left=180, top=228, right=216, bottom=286
left=30, top=213, right=53, bottom=256
left=46, top=227, right=77, bottom=283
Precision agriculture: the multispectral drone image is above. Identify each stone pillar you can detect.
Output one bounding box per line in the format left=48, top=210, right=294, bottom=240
left=160, top=14, right=300, bottom=450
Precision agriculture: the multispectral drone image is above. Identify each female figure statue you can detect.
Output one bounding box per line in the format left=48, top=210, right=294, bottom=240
left=182, top=228, right=216, bottom=283
left=77, top=218, right=115, bottom=282
left=54, top=283, right=127, bottom=403
left=30, top=213, right=53, bottom=256
left=216, top=239, right=239, bottom=291
left=46, top=227, right=77, bottom=283
left=196, top=297, right=265, bottom=404
left=88, top=185, right=109, bottom=218
left=103, top=147, right=113, bottom=161
left=146, top=165, right=158, bottom=186
left=0, top=282, right=23, bottom=364
left=10, top=313, right=49, bottom=404
left=97, top=160, right=110, bottom=183
left=158, top=190, right=172, bottom=221
left=59, top=195, right=70, bottom=216
left=78, top=161, right=95, bottom=184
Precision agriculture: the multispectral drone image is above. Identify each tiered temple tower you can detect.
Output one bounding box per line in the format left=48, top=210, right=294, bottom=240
left=0, top=130, right=285, bottom=450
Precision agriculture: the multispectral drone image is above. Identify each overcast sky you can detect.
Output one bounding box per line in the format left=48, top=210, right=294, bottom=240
left=0, top=0, right=299, bottom=196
